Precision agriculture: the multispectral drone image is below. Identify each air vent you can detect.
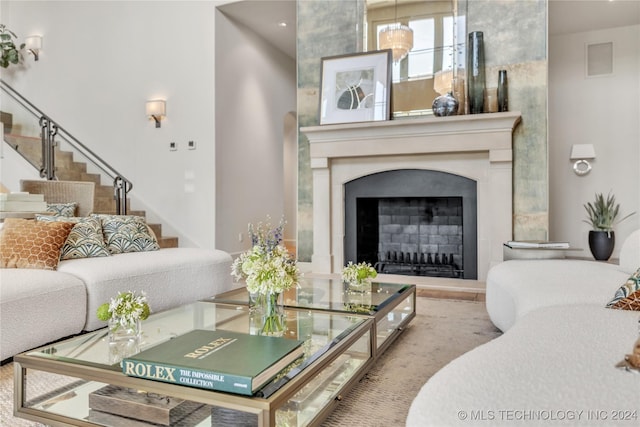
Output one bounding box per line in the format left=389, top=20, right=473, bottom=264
left=586, top=42, right=613, bottom=77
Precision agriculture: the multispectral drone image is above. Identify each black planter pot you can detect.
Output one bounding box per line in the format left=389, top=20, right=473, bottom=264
left=588, top=230, right=615, bottom=261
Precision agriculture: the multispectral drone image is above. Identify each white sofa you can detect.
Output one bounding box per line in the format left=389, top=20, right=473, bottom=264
left=0, top=247, right=234, bottom=361
left=407, top=230, right=640, bottom=426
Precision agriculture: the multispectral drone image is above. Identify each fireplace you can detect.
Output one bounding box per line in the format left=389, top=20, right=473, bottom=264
left=344, top=169, right=477, bottom=279
left=302, top=112, right=521, bottom=281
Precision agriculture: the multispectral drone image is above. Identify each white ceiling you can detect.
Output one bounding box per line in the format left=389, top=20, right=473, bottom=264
left=218, top=0, right=297, bottom=59
left=219, top=0, right=640, bottom=59
left=549, top=0, right=640, bottom=36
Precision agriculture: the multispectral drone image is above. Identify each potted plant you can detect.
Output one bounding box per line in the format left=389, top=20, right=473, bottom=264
left=0, top=24, right=24, bottom=68
left=583, top=192, right=635, bottom=261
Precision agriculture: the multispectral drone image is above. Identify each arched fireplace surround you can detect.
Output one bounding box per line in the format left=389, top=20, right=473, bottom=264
left=302, top=111, right=521, bottom=281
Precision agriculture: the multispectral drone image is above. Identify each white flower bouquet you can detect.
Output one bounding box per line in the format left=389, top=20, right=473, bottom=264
left=231, top=217, right=300, bottom=335
left=96, top=290, right=150, bottom=328
left=342, top=261, right=377, bottom=292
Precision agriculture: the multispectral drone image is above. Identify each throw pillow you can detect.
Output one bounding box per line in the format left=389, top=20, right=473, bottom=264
left=0, top=218, right=74, bottom=270
left=36, top=215, right=110, bottom=260
left=46, top=202, right=77, bottom=217
left=91, top=214, right=160, bottom=254
left=606, top=267, right=640, bottom=311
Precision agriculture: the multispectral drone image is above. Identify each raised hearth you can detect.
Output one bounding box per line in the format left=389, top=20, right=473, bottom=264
left=302, top=112, right=521, bottom=281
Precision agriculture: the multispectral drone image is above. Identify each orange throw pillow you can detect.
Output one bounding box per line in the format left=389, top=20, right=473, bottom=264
left=0, top=218, right=74, bottom=270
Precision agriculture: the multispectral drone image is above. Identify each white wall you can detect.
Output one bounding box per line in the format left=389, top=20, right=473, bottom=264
left=214, top=9, right=296, bottom=255
left=549, top=25, right=640, bottom=258
left=0, top=0, right=295, bottom=255
left=0, top=0, right=220, bottom=248
left=0, top=123, right=41, bottom=186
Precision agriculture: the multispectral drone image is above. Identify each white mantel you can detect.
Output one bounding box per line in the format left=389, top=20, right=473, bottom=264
left=302, top=111, right=522, bottom=281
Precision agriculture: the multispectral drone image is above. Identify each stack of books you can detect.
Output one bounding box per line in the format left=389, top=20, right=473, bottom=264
left=503, top=241, right=571, bottom=260
left=89, top=330, right=304, bottom=424
left=0, top=192, right=47, bottom=212
left=504, top=241, right=570, bottom=249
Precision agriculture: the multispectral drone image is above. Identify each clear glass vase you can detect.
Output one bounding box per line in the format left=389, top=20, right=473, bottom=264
left=108, top=317, right=141, bottom=365
left=345, top=278, right=372, bottom=293
left=260, top=291, right=286, bottom=337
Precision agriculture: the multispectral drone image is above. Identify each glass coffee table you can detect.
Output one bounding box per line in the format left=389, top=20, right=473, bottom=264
left=14, top=279, right=414, bottom=427
left=14, top=302, right=373, bottom=427
left=212, top=276, right=416, bottom=358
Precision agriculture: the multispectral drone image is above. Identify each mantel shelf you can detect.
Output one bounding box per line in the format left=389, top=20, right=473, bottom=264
left=302, top=111, right=522, bottom=142
left=303, top=111, right=522, bottom=162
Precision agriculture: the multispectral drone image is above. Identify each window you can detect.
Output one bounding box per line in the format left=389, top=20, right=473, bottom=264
left=377, top=14, right=462, bottom=83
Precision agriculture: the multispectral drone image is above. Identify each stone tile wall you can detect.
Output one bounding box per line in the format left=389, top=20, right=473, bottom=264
left=377, top=198, right=463, bottom=269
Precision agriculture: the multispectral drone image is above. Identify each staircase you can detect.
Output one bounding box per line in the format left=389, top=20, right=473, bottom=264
left=4, top=133, right=179, bottom=248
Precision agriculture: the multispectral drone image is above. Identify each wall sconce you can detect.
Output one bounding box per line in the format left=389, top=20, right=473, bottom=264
left=570, top=144, right=596, bottom=176
left=25, top=35, right=42, bottom=61
left=145, top=100, right=166, bottom=128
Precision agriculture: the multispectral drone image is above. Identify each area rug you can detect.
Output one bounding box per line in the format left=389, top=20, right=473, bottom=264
left=0, top=297, right=501, bottom=426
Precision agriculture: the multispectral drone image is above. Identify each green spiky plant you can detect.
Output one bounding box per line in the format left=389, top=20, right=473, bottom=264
left=583, top=192, right=635, bottom=233
left=0, top=24, right=25, bottom=68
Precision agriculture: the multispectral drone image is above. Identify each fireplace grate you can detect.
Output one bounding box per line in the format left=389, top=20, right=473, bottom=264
left=375, top=251, right=463, bottom=278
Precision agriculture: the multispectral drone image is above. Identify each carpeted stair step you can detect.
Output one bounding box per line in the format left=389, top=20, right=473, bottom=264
left=3, top=132, right=180, bottom=248
left=157, top=236, right=178, bottom=248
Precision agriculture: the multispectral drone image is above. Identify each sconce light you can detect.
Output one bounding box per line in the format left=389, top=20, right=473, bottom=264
left=25, top=35, right=42, bottom=61
left=145, top=100, right=166, bottom=128
left=570, top=144, right=596, bottom=176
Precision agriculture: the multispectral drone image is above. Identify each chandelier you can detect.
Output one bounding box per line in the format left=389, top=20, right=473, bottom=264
left=379, top=23, right=414, bottom=63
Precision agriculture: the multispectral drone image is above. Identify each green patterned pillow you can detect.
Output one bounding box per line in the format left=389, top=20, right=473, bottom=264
left=36, top=215, right=110, bottom=260
left=46, top=202, right=77, bottom=217
left=606, top=267, right=640, bottom=311
left=91, top=214, right=160, bottom=254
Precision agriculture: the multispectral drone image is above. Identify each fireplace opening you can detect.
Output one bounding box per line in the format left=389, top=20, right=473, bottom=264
left=344, top=169, right=477, bottom=279
left=356, top=197, right=464, bottom=278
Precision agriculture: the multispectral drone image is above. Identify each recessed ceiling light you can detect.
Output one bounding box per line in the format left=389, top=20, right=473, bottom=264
left=277, top=21, right=288, bottom=28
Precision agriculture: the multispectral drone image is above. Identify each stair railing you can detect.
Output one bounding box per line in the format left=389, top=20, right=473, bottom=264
left=1, top=79, right=132, bottom=215
left=39, top=116, right=56, bottom=180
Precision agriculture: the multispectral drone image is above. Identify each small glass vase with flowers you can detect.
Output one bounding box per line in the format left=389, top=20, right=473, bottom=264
left=342, top=261, right=377, bottom=293
left=96, top=290, right=150, bottom=364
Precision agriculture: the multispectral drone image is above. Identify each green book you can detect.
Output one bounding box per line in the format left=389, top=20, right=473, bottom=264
left=122, top=330, right=304, bottom=396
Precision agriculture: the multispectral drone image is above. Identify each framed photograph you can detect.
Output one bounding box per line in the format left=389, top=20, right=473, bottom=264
left=319, top=50, right=392, bottom=125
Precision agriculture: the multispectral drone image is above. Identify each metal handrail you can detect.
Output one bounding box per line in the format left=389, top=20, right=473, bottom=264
left=1, top=79, right=132, bottom=214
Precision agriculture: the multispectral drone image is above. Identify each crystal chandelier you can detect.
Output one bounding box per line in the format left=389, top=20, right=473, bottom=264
left=379, top=23, right=414, bottom=63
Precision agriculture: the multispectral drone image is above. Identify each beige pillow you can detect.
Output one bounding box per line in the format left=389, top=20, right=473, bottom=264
left=0, top=218, right=74, bottom=270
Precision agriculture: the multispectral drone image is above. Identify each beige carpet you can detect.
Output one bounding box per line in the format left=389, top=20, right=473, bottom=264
left=0, top=297, right=501, bottom=426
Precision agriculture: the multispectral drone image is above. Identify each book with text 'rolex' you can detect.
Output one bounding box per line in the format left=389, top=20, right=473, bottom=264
left=122, top=329, right=304, bottom=396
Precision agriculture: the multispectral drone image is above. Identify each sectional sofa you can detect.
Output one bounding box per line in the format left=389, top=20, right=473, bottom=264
left=0, top=247, right=234, bottom=362
left=1, top=180, right=236, bottom=361
left=407, top=229, right=640, bottom=426
left=0, top=209, right=235, bottom=362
